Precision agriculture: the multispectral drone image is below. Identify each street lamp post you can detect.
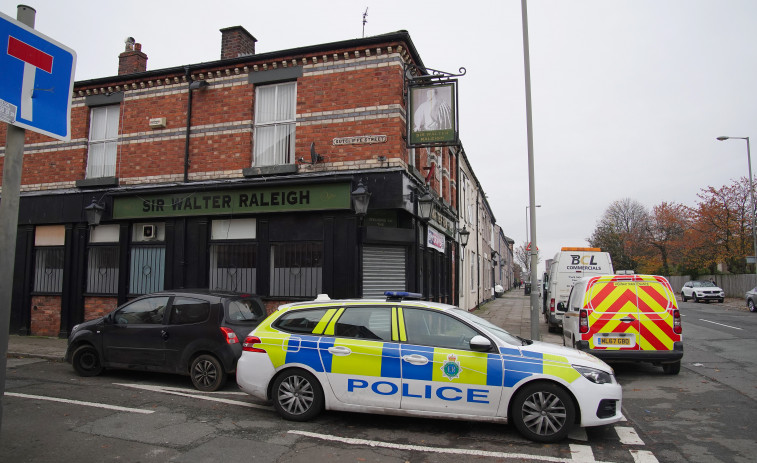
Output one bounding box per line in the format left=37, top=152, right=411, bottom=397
left=525, top=204, right=541, bottom=246
left=717, top=136, right=756, bottom=275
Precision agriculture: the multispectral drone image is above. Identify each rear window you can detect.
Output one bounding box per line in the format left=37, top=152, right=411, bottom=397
left=274, top=308, right=330, bottom=334
left=227, top=298, right=266, bottom=322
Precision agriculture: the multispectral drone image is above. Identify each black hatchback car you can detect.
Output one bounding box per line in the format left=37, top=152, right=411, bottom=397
left=65, top=290, right=266, bottom=391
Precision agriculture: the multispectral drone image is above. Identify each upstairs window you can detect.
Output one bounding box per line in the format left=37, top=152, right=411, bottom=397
left=253, top=82, right=296, bottom=167
left=86, top=104, right=120, bottom=178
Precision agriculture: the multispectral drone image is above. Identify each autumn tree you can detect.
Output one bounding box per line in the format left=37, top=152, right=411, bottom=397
left=588, top=198, right=650, bottom=272
left=644, top=202, right=689, bottom=275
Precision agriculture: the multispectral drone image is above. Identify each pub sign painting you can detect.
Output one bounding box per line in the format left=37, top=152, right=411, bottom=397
left=408, top=81, right=458, bottom=147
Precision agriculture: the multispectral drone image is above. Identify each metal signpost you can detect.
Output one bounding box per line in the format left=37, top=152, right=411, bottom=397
left=0, top=5, right=76, bottom=434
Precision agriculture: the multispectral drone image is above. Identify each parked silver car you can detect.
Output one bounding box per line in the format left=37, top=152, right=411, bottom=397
left=745, top=287, right=757, bottom=312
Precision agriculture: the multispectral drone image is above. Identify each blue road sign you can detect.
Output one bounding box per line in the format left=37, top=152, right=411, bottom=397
left=0, top=11, right=76, bottom=141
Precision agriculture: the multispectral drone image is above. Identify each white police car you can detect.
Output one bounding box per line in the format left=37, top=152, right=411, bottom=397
left=236, top=292, right=622, bottom=442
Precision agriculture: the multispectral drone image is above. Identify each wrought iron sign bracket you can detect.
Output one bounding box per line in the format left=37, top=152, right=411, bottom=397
left=403, top=62, right=466, bottom=103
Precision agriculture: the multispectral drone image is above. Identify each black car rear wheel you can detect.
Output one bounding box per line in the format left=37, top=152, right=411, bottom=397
left=190, top=354, right=227, bottom=391
left=72, top=345, right=103, bottom=377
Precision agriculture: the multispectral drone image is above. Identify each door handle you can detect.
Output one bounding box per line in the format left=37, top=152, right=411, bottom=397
left=327, top=346, right=351, bottom=356
left=160, top=330, right=169, bottom=340
left=402, top=354, right=429, bottom=365
left=619, top=317, right=636, bottom=323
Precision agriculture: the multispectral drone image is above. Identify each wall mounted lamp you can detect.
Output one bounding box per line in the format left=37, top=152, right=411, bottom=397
left=459, top=226, right=470, bottom=247
left=417, top=190, right=434, bottom=222
left=351, top=179, right=371, bottom=218
left=84, top=198, right=105, bottom=226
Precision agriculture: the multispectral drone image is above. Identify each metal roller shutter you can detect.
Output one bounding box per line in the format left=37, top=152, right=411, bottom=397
left=362, top=246, right=407, bottom=298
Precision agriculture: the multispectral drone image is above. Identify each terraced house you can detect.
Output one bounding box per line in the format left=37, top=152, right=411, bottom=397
left=0, top=26, right=497, bottom=337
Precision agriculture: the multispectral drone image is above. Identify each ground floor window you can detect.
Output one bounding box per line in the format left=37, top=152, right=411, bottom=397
left=270, top=241, right=322, bottom=297
left=87, top=246, right=119, bottom=294
left=209, top=243, right=257, bottom=292
left=33, top=247, right=64, bottom=293
left=129, top=245, right=165, bottom=295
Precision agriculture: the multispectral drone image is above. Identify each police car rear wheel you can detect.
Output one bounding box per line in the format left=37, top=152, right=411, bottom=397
left=511, top=382, right=575, bottom=443
left=272, top=369, right=324, bottom=421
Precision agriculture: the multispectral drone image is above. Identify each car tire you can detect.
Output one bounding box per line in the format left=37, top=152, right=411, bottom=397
left=272, top=369, right=324, bottom=422
left=662, top=361, right=681, bottom=375
left=511, top=382, right=575, bottom=443
left=681, top=293, right=687, bottom=302
left=190, top=354, right=227, bottom=392
left=71, top=345, right=103, bottom=377
left=749, top=299, right=757, bottom=312
left=693, top=294, right=699, bottom=303
left=718, top=298, right=724, bottom=303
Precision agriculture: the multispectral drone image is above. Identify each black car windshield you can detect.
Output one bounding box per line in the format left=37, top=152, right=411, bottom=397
left=448, top=307, right=524, bottom=346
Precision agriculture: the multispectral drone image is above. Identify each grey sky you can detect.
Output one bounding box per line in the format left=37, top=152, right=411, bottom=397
left=4, top=0, right=756, bottom=274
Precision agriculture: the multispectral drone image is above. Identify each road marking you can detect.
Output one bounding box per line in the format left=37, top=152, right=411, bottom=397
left=288, top=430, right=621, bottom=462
left=699, top=319, right=742, bottom=330
left=5, top=392, right=155, bottom=414
left=113, top=383, right=272, bottom=410
left=630, top=450, right=659, bottom=463
left=615, top=426, right=644, bottom=445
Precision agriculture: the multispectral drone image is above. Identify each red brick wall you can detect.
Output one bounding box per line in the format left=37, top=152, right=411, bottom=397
left=84, top=296, right=119, bottom=320
left=30, top=295, right=61, bottom=337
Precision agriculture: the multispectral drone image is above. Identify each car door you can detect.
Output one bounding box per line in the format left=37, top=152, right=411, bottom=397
left=585, top=276, right=640, bottom=351
left=398, top=307, right=502, bottom=417
left=317, top=305, right=401, bottom=409
left=163, top=296, right=214, bottom=371
left=100, top=295, right=171, bottom=368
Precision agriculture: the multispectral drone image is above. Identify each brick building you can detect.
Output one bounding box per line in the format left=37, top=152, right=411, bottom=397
left=0, top=28, right=475, bottom=337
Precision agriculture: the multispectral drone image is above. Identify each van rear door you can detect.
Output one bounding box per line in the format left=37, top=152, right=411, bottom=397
left=636, top=276, right=679, bottom=353
left=584, top=276, right=640, bottom=351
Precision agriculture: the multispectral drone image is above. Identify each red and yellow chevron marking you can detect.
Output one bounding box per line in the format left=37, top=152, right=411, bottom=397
left=582, top=275, right=680, bottom=350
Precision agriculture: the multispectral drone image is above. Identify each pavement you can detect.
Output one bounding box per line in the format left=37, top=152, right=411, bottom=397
left=3, top=290, right=748, bottom=363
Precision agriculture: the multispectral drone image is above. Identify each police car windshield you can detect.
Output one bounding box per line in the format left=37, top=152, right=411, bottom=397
left=449, top=308, right=526, bottom=346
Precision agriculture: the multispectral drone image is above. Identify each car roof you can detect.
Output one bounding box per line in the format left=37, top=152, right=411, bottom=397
left=137, top=289, right=262, bottom=301
left=274, top=297, right=459, bottom=313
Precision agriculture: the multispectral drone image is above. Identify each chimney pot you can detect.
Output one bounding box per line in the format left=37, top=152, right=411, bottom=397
left=118, top=39, right=148, bottom=75
left=220, top=26, right=257, bottom=60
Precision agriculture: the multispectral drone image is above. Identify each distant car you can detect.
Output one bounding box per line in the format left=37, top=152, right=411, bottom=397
left=681, top=281, right=725, bottom=303
left=236, top=291, right=623, bottom=443
left=746, top=287, right=757, bottom=312
left=65, top=290, right=266, bottom=391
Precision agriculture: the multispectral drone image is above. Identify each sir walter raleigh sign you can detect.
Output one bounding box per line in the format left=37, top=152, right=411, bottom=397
left=113, top=183, right=351, bottom=219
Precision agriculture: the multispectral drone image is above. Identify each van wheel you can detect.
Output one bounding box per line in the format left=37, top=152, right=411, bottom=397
left=72, top=345, right=103, bottom=377
left=662, top=361, right=681, bottom=375
left=190, top=354, right=227, bottom=391
left=511, top=382, right=575, bottom=443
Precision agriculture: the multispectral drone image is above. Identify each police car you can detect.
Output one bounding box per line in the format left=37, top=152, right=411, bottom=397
left=236, top=292, right=623, bottom=442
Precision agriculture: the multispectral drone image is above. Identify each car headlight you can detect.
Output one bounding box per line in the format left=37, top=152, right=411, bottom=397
left=574, top=365, right=615, bottom=384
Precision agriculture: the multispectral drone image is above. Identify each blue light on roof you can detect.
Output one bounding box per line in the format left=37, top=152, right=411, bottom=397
left=384, top=291, right=423, bottom=300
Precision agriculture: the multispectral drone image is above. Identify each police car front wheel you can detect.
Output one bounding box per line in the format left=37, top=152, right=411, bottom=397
left=511, top=382, right=576, bottom=443
left=272, top=369, right=324, bottom=421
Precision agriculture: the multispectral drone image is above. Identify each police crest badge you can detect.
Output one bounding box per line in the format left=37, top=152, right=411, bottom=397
left=441, top=353, right=461, bottom=380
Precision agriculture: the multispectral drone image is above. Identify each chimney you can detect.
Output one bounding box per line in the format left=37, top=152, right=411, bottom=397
left=118, top=37, right=148, bottom=75
left=220, top=26, right=257, bottom=60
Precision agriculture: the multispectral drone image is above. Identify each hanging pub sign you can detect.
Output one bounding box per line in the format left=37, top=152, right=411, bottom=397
left=407, top=81, right=458, bottom=147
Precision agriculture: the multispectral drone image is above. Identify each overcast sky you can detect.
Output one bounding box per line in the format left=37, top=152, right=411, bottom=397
left=4, top=0, right=756, bottom=274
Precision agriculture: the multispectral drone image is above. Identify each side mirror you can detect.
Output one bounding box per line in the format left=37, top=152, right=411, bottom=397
left=470, top=335, right=492, bottom=352
left=556, top=302, right=567, bottom=312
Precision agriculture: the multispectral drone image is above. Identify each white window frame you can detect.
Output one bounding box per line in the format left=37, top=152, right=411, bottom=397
left=253, top=81, right=297, bottom=167
left=86, top=104, right=120, bottom=178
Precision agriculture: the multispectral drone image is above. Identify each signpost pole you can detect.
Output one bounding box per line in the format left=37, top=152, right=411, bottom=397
left=0, top=3, right=36, bottom=436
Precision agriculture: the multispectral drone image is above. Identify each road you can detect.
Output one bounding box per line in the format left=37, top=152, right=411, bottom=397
left=1, top=299, right=754, bottom=462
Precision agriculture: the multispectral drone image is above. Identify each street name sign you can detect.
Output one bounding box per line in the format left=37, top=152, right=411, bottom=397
left=0, top=11, right=76, bottom=140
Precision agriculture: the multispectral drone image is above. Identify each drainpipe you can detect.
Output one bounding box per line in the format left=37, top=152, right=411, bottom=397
left=184, top=68, right=208, bottom=183
left=476, top=193, right=480, bottom=309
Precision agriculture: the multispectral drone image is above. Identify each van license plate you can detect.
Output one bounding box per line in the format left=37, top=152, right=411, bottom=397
left=594, top=335, right=635, bottom=347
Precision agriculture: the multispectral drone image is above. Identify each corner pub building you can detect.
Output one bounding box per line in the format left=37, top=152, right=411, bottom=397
left=0, top=27, right=476, bottom=337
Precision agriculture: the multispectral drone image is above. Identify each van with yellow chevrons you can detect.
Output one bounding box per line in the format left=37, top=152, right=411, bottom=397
left=560, top=275, right=683, bottom=374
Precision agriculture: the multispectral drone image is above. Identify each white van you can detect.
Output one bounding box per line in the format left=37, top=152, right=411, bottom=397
left=545, top=247, right=613, bottom=332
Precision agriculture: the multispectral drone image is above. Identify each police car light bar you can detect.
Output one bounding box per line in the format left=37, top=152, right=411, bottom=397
left=384, top=291, right=423, bottom=301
